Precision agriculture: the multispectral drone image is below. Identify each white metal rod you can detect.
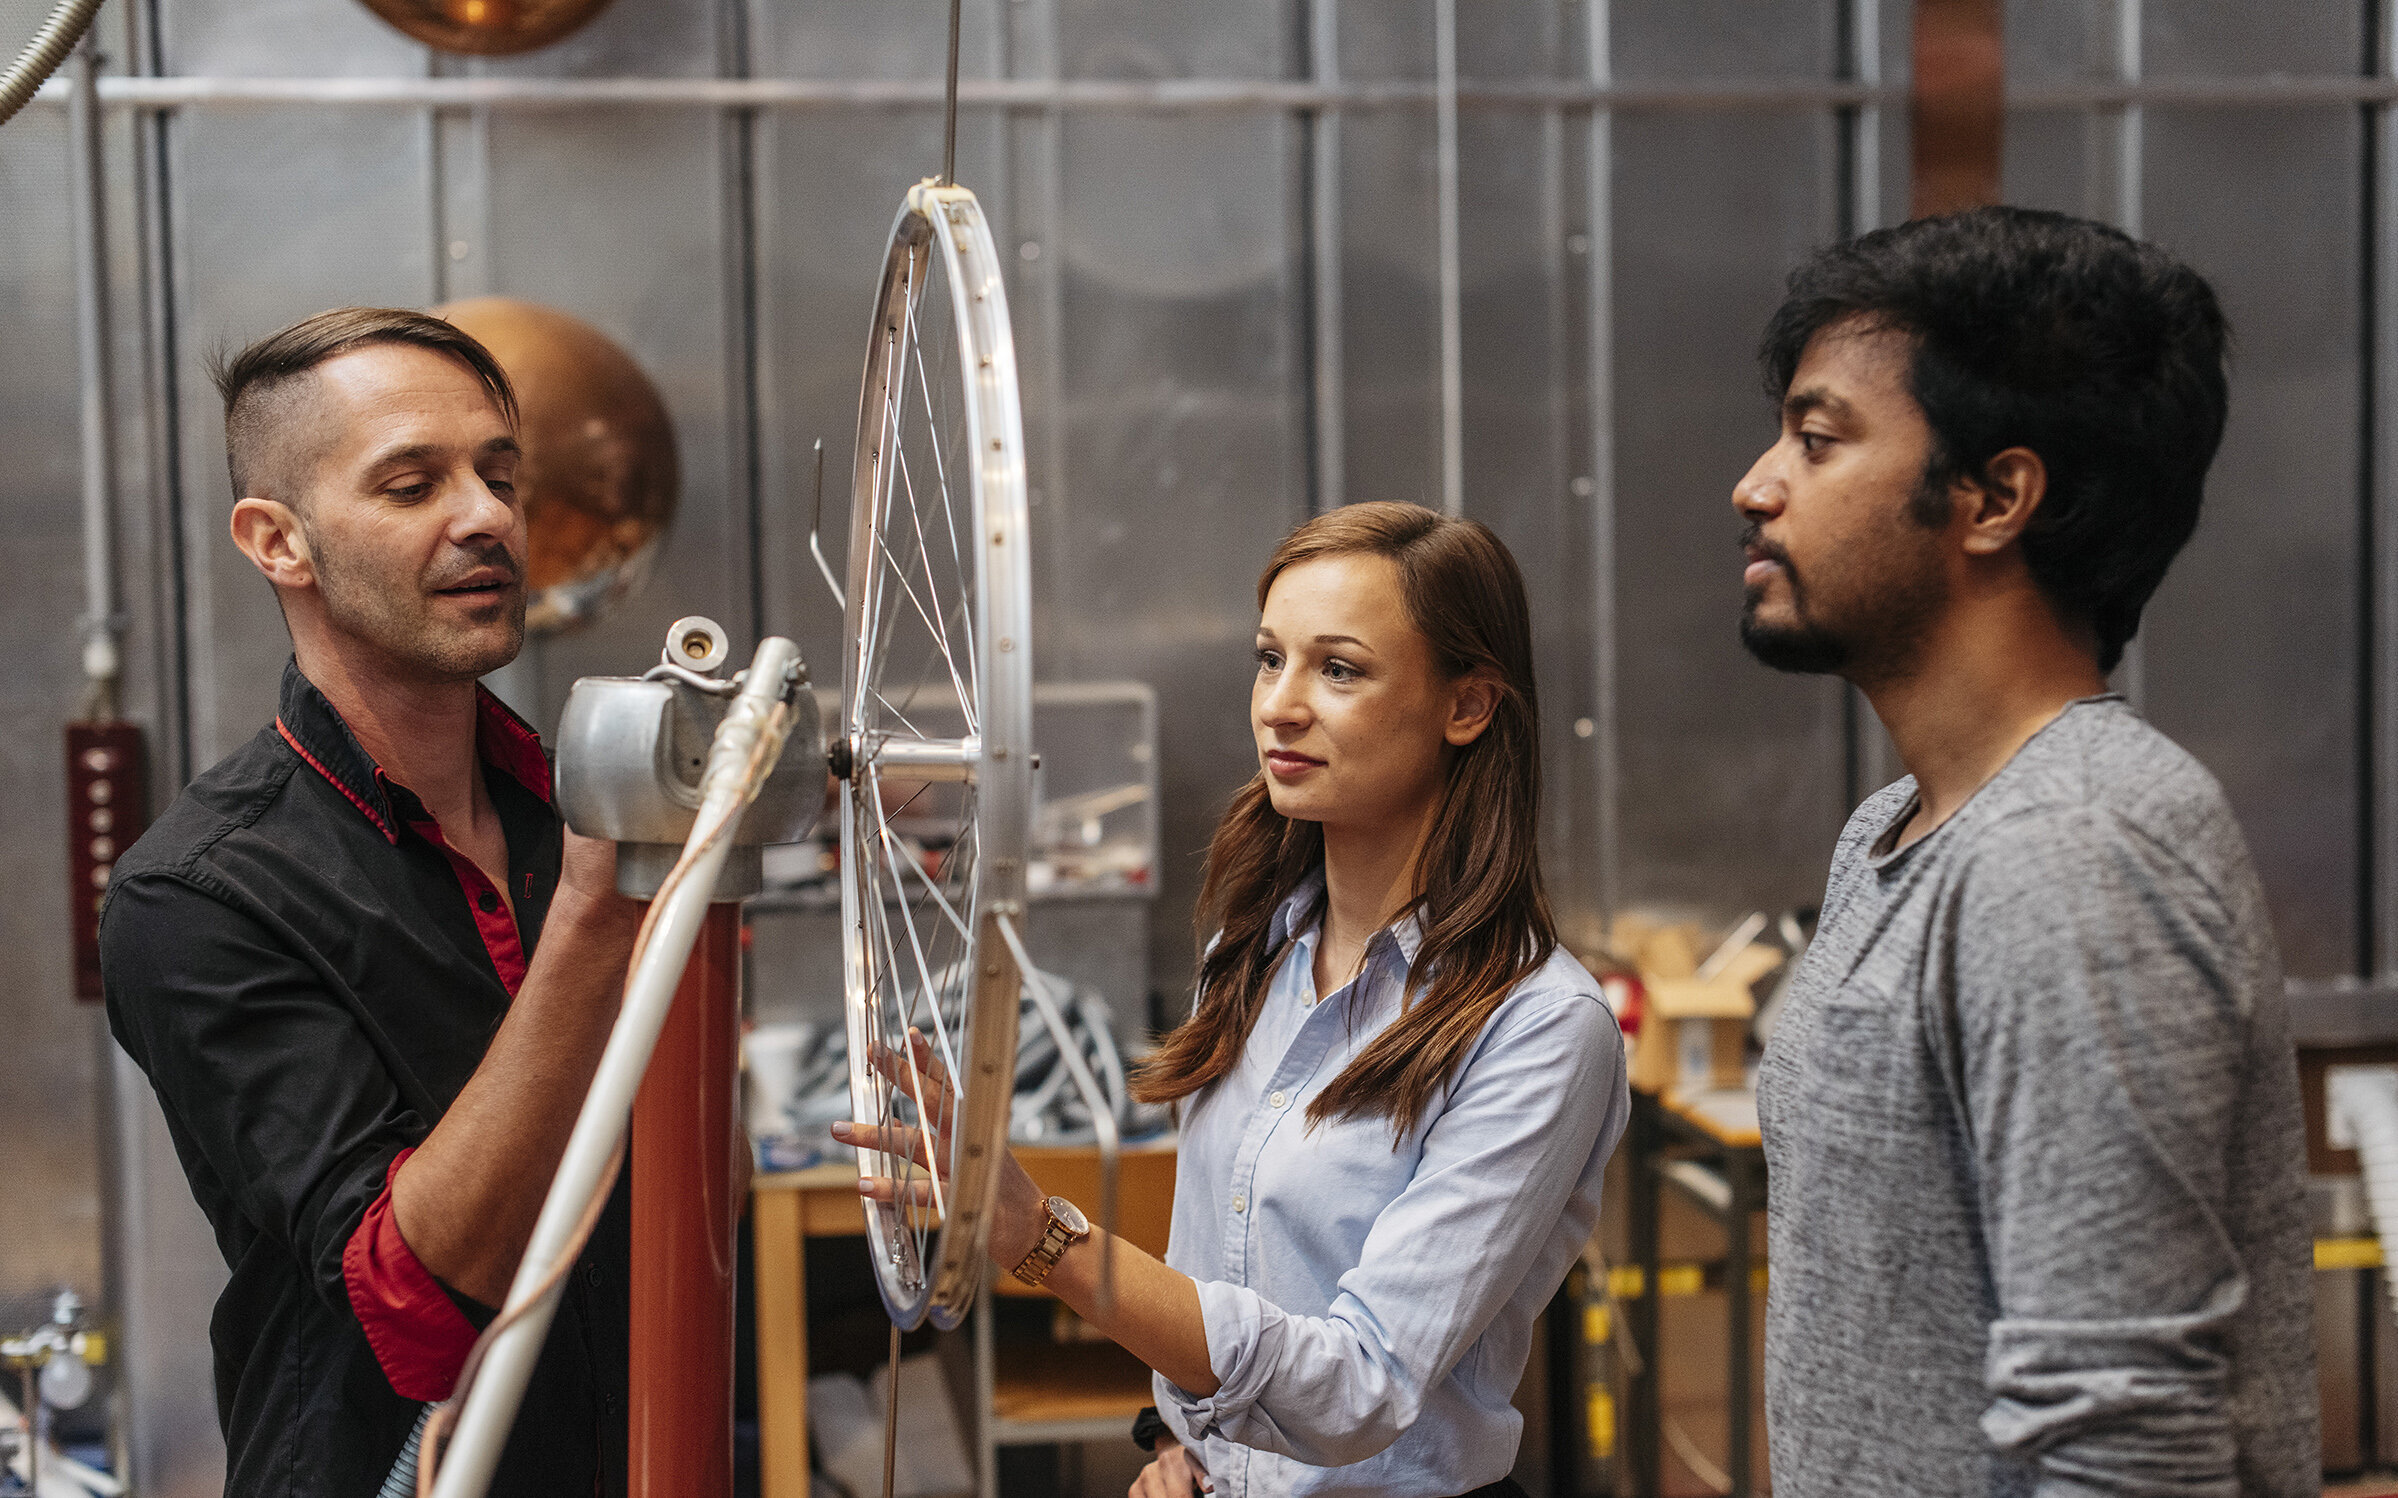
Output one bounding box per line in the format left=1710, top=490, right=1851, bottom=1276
left=1308, top=0, right=1343, bottom=514
left=1432, top=0, right=1463, bottom=520
left=1850, top=0, right=1881, bottom=233
left=29, top=72, right=2392, bottom=113
left=33, top=72, right=2384, bottom=113
left=429, top=638, right=800, bottom=1498
left=23, top=73, right=1903, bottom=112
left=2110, top=0, right=2147, bottom=712
left=67, top=31, right=118, bottom=717
left=1583, top=0, right=1620, bottom=934
left=994, top=910, right=1118, bottom=1308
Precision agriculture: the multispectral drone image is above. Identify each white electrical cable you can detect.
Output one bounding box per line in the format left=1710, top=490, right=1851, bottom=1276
left=2329, top=1065, right=2398, bottom=1323
left=424, top=638, right=803, bottom=1498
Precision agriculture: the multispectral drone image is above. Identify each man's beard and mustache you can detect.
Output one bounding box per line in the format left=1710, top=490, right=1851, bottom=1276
left=1737, top=515, right=1947, bottom=683
left=312, top=530, right=527, bottom=682
left=1737, top=525, right=1853, bottom=675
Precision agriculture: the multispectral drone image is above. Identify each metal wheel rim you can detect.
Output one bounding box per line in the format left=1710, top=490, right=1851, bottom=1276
left=838, top=178, right=1032, bottom=1333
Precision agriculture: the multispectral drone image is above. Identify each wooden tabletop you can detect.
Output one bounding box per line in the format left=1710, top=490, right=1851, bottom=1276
left=1660, top=1085, right=1762, bottom=1148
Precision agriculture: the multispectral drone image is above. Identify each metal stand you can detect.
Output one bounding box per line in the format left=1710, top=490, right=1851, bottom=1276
left=1626, top=1089, right=1766, bottom=1498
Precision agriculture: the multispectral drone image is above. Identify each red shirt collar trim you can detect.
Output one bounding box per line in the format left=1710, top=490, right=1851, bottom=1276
left=275, top=660, right=555, bottom=838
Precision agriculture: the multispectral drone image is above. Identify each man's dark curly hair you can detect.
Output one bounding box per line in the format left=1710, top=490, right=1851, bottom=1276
left=1759, top=206, right=2230, bottom=672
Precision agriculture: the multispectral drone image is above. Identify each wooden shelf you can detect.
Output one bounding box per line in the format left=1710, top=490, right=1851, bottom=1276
left=989, top=1338, right=1154, bottom=1426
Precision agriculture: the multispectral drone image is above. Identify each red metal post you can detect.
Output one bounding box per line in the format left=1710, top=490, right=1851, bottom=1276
left=630, top=902, right=742, bottom=1498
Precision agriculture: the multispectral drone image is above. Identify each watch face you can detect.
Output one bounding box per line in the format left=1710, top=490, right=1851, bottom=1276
left=1049, top=1196, right=1091, bottom=1235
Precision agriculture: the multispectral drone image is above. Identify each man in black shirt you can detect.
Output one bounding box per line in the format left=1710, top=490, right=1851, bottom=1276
left=102, top=307, right=639, bottom=1496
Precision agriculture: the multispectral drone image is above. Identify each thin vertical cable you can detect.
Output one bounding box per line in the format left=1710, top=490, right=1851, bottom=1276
left=940, top=0, right=961, bottom=187
left=1309, top=0, right=1343, bottom=514
left=1434, top=0, right=1463, bottom=518
left=1585, top=0, right=1619, bottom=944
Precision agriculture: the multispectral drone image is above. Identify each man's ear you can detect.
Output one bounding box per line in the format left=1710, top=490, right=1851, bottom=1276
left=1444, top=672, right=1501, bottom=748
left=230, top=497, right=315, bottom=591
left=1960, top=446, right=2048, bottom=557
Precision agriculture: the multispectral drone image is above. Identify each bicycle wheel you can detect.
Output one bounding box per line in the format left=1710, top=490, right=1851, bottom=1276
left=835, top=178, right=1033, bottom=1332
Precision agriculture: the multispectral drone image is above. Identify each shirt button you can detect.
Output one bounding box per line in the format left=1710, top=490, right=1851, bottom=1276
left=1268, top=1091, right=1287, bottom=1110
left=478, top=889, right=501, bottom=914
left=1232, top=1192, right=1247, bottom=1213
left=584, top=1262, right=602, bottom=1289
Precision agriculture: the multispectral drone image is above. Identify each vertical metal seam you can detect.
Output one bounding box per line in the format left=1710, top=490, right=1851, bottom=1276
left=2112, top=0, right=2149, bottom=710
left=129, top=0, right=187, bottom=789
left=2370, top=0, right=2397, bottom=976
left=1434, top=0, right=1463, bottom=519
left=70, top=35, right=119, bottom=723
left=1586, top=0, right=1618, bottom=931
left=1309, top=0, right=1342, bottom=515
left=1038, top=0, right=1069, bottom=676
left=1843, top=0, right=1892, bottom=808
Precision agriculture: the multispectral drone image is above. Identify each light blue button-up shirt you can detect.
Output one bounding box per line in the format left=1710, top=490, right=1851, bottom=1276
left=1156, top=874, right=1628, bottom=1497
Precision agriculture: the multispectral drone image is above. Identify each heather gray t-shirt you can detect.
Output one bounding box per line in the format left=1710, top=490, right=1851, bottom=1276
left=1757, top=696, right=2317, bottom=1497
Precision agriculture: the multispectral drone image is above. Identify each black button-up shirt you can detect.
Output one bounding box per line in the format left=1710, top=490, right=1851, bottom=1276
left=102, top=659, right=628, bottom=1498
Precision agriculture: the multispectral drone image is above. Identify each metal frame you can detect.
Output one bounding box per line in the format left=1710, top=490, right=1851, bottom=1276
left=839, top=178, right=1035, bottom=1333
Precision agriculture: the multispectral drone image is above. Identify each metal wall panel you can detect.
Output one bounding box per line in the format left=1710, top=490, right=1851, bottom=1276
left=2142, top=103, right=2364, bottom=978
left=1609, top=0, right=1854, bottom=924
left=0, top=3, right=106, bottom=1344
left=2006, top=5, right=2368, bottom=979
left=478, top=105, right=741, bottom=730
left=1051, top=104, right=1309, bottom=1003
left=749, top=1, right=1006, bottom=727
left=166, top=103, right=438, bottom=761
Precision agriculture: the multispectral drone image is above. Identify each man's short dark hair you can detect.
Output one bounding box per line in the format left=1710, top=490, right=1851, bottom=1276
left=208, top=306, right=519, bottom=506
left=1758, top=206, right=2230, bottom=672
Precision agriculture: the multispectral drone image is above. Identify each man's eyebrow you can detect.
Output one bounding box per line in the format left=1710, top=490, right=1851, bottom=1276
left=1782, top=386, right=1856, bottom=424
left=363, top=434, right=522, bottom=471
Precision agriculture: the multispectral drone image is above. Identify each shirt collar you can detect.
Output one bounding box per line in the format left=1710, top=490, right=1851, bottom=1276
left=275, top=657, right=553, bottom=846
left=1264, top=868, right=1426, bottom=969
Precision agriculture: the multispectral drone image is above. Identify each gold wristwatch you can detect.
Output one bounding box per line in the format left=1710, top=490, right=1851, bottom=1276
left=1010, top=1196, right=1092, bottom=1287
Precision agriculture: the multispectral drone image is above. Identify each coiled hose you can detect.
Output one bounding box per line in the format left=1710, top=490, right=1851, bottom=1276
left=0, top=0, right=105, bottom=129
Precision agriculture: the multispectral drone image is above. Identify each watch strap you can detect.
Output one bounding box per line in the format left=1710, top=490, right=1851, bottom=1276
left=1010, top=1197, right=1086, bottom=1287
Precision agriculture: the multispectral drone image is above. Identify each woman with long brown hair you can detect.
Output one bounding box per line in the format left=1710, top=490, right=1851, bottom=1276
left=840, top=501, right=1627, bottom=1497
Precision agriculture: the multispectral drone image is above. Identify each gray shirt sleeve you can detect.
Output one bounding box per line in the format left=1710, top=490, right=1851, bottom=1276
left=1941, top=807, right=2255, bottom=1497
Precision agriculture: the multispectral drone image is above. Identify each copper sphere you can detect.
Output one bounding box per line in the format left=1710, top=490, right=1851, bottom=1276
left=436, top=296, right=678, bottom=636
left=357, top=0, right=614, bottom=55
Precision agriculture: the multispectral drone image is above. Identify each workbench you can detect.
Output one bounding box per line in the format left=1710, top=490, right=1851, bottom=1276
left=751, top=1145, right=1176, bottom=1498
left=1624, top=1084, right=1766, bottom=1498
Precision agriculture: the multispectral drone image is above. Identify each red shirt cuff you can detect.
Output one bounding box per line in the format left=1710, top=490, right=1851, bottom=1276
left=343, top=1147, right=478, bottom=1401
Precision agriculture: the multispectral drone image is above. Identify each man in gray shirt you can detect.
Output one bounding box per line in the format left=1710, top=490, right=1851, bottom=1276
left=1736, top=207, right=2316, bottom=1495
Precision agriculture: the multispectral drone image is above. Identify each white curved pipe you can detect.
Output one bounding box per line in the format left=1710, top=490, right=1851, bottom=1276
left=2328, top=1065, right=2398, bottom=1321
left=429, top=638, right=802, bottom=1498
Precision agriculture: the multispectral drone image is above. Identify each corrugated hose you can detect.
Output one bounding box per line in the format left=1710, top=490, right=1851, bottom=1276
left=0, top=0, right=106, bottom=130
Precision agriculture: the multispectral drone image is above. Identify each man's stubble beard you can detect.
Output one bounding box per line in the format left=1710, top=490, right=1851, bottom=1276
left=1739, top=528, right=1949, bottom=686
left=309, top=525, right=526, bottom=683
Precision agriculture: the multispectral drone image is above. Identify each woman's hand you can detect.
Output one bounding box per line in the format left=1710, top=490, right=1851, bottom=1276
left=831, top=1029, right=1050, bottom=1274
left=1130, top=1439, right=1209, bottom=1497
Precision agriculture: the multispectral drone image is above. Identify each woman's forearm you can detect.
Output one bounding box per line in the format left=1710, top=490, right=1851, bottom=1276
left=1041, top=1228, right=1218, bottom=1396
